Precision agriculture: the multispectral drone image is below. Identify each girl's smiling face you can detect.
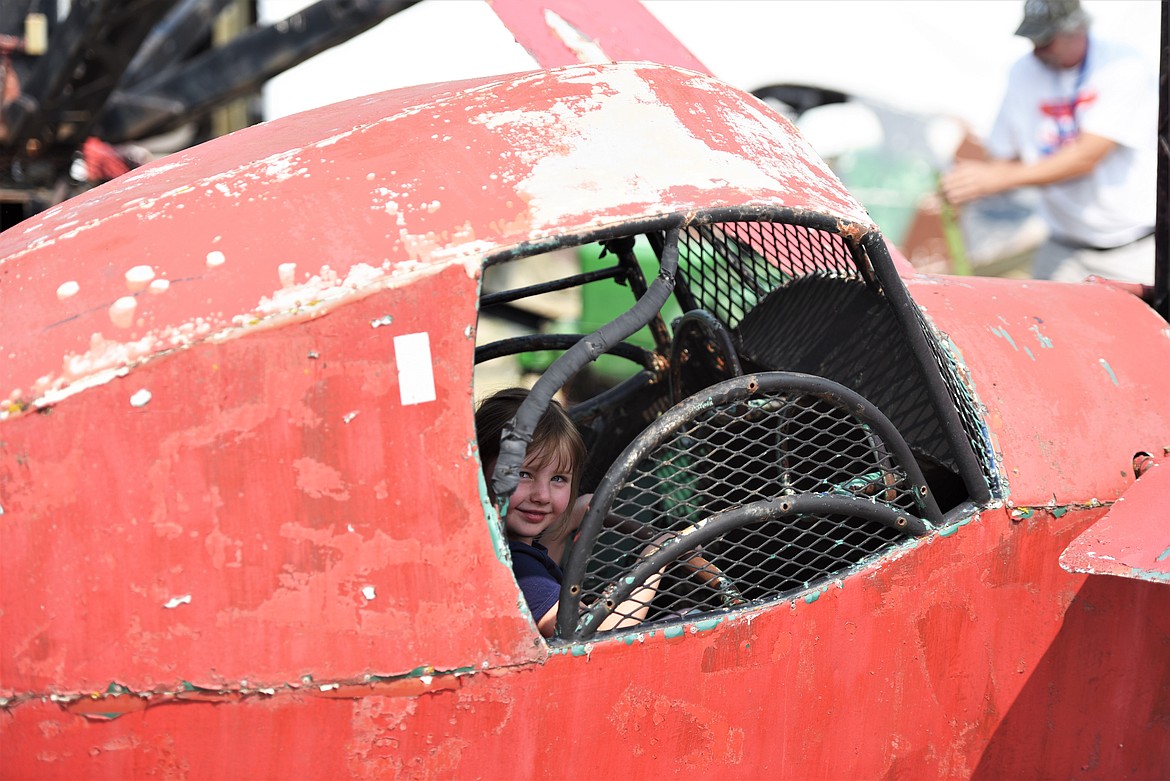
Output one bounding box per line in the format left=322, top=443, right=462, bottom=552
left=503, top=452, right=573, bottom=545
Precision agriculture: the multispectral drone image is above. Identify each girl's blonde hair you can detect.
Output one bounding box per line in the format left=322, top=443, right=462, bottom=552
left=475, top=387, right=587, bottom=542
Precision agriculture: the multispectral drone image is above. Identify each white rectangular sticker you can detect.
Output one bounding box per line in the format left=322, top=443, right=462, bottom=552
left=393, top=332, right=437, bottom=406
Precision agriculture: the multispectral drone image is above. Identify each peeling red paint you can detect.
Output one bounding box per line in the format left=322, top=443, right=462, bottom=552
left=4, top=504, right=1165, bottom=779
left=0, top=62, right=869, bottom=414
left=905, top=275, right=1170, bottom=506
left=1, top=53, right=1167, bottom=781
left=486, top=0, right=711, bottom=74
left=0, top=271, right=539, bottom=697
left=1061, top=459, right=1170, bottom=582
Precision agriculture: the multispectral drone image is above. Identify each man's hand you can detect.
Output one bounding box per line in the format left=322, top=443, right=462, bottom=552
left=941, top=132, right=1116, bottom=206
left=941, top=159, right=1019, bottom=205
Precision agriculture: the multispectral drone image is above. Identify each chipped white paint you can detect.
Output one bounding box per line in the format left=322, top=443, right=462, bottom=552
left=149, top=278, right=170, bottom=294
left=0, top=142, right=356, bottom=264
left=7, top=64, right=853, bottom=268
left=361, top=585, right=377, bottom=600
left=206, top=250, right=226, bottom=268
left=125, top=265, right=156, bottom=291
left=470, top=66, right=869, bottom=229
left=123, top=159, right=187, bottom=182
left=56, top=280, right=79, bottom=300
left=109, top=296, right=138, bottom=329
left=32, top=364, right=129, bottom=410
left=264, top=156, right=310, bottom=181
left=394, top=332, right=437, bottom=406
left=543, top=10, right=610, bottom=64
left=163, top=594, right=192, bottom=609
left=1, top=63, right=870, bottom=415
left=6, top=257, right=469, bottom=418
left=371, top=315, right=393, bottom=328
left=254, top=262, right=385, bottom=319
left=342, top=411, right=358, bottom=424
left=278, top=262, right=297, bottom=288
left=129, top=389, right=152, bottom=407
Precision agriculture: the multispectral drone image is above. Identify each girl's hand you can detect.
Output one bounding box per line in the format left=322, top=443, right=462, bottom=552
left=640, top=524, right=699, bottom=559
left=570, top=493, right=592, bottom=532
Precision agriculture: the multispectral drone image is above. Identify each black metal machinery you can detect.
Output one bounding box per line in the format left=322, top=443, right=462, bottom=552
left=0, top=0, right=420, bottom=230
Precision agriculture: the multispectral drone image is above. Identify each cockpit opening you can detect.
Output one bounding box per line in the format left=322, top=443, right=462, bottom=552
left=474, top=214, right=993, bottom=641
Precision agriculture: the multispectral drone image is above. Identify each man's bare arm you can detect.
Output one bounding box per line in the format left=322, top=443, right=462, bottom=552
left=941, top=132, right=1116, bottom=205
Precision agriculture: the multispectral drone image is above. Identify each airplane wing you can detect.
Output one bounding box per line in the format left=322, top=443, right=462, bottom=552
left=1060, top=458, right=1170, bottom=584
left=486, top=0, right=710, bottom=74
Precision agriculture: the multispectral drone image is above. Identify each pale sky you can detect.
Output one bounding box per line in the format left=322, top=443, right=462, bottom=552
left=259, top=0, right=1162, bottom=140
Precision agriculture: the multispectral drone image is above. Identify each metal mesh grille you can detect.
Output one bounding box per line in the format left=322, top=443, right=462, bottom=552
left=713, top=514, right=903, bottom=598
left=566, top=375, right=929, bottom=638
left=672, top=219, right=994, bottom=497
left=611, top=396, right=924, bottom=522
left=910, top=306, right=1003, bottom=495
left=677, top=222, right=858, bottom=330
left=734, top=275, right=956, bottom=472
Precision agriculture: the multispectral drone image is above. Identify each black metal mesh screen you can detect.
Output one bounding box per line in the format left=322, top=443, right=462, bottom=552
left=676, top=222, right=858, bottom=330
left=909, top=306, right=1003, bottom=497
left=734, top=275, right=956, bottom=472
left=563, top=374, right=932, bottom=639
left=672, top=219, right=992, bottom=502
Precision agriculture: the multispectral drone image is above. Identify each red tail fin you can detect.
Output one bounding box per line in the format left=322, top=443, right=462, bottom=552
left=486, top=0, right=710, bottom=74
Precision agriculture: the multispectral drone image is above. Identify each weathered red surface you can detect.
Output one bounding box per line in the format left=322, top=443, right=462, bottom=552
left=1061, top=458, right=1170, bottom=583
left=3, top=504, right=1167, bottom=779
left=0, top=266, right=542, bottom=696
left=0, top=62, right=868, bottom=412
left=904, top=274, right=1170, bottom=509
left=1, top=56, right=1168, bottom=781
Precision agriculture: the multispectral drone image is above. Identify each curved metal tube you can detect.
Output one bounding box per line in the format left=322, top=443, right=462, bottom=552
left=491, top=229, right=680, bottom=504
left=559, top=370, right=940, bottom=637
left=475, top=334, right=657, bottom=369
left=569, top=493, right=925, bottom=640
left=668, top=308, right=743, bottom=403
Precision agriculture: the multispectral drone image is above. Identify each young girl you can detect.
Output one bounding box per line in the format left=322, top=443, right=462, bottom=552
left=475, top=387, right=663, bottom=638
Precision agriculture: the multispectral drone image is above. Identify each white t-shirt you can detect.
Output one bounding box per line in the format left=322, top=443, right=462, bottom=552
left=986, top=35, right=1157, bottom=248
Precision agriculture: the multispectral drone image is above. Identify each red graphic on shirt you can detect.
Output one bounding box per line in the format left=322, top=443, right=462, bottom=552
left=1038, top=88, right=1097, bottom=154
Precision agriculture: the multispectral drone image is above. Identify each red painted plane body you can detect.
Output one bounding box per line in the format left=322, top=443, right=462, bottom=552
left=1, top=31, right=1168, bottom=781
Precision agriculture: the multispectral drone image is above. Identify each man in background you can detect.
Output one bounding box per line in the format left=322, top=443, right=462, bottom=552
left=941, top=0, right=1157, bottom=285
